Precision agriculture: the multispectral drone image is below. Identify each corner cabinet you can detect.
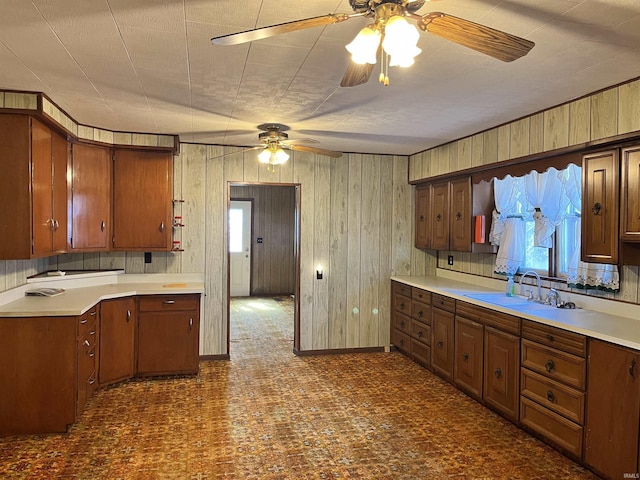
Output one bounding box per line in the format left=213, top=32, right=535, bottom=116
left=69, top=143, right=112, bottom=251
left=0, top=114, right=68, bottom=259
left=112, top=149, right=173, bottom=251
left=582, top=150, right=619, bottom=264
left=414, top=176, right=472, bottom=252
left=99, top=297, right=136, bottom=386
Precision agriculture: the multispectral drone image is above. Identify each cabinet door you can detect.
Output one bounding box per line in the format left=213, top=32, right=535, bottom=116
left=431, top=182, right=449, bottom=250
left=484, top=327, right=519, bottom=421
left=137, top=311, right=199, bottom=375
left=31, top=118, right=53, bottom=256
left=415, top=186, right=430, bottom=249
left=582, top=150, right=619, bottom=264
left=70, top=143, right=112, bottom=250
left=99, top=298, right=136, bottom=386
left=51, top=130, right=68, bottom=253
left=431, top=308, right=455, bottom=381
left=449, top=177, right=472, bottom=252
left=113, top=149, right=172, bottom=250
left=454, top=316, right=483, bottom=400
left=621, top=145, right=640, bottom=241
left=584, top=339, right=640, bottom=479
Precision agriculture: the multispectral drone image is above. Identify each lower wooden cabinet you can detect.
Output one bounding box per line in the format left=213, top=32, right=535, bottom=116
left=99, top=297, right=136, bottom=386
left=77, top=305, right=99, bottom=415
left=454, top=316, right=483, bottom=401
left=431, top=303, right=455, bottom=382
left=484, top=327, right=520, bottom=421
left=137, top=294, right=200, bottom=376
left=584, top=339, right=640, bottom=479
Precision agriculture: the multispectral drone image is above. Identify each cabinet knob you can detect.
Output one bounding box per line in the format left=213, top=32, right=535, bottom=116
left=84, top=340, right=90, bottom=347
left=546, top=334, right=554, bottom=342
left=591, top=202, right=602, bottom=215
left=417, top=330, right=423, bottom=338
left=126, top=309, right=131, bottom=322
left=545, top=359, right=555, bottom=373
left=164, top=300, right=176, bottom=305
left=418, top=310, right=423, bottom=318
left=546, top=390, right=555, bottom=403
left=437, top=340, right=443, bottom=349
left=494, top=368, right=502, bottom=379
left=399, top=302, right=405, bottom=310
left=80, top=318, right=88, bottom=324
left=455, top=212, right=462, bottom=221
left=189, top=318, right=193, bottom=330
left=101, top=220, right=106, bottom=232
left=90, top=311, right=97, bottom=317
left=53, top=219, right=59, bottom=230
left=463, top=352, right=469, bottom=362
left=419, top=214, right=424, bottom=222
left=630, top=358, right=637, bottom=379
left=160, top=222, right=165, bottom=232
left=436, top=213, right=442, bottom=221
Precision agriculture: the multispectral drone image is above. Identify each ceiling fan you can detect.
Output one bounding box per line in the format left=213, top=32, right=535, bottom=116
left=211, top=0, right=535, bottom=87
left=210, top=124, right=342, bottom=168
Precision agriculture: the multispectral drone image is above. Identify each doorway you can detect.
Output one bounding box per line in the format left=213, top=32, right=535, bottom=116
left=227, top=183, right=301, bottom=354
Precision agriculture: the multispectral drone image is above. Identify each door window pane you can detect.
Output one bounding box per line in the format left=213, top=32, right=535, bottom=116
left=229, top=208, right=243, bottom=253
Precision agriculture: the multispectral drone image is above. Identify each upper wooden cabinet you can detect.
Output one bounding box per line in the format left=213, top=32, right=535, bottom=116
left=621, top=145, right=640, bottom=241
left=69, top=143, right=112, bottom=251
left=582, top=150, right=619, bottom=264
left=415, top=177, right=472, bottom=252
left=112, top=149, right=173, bottom=251
left=0, top=114, right=68, bottom=259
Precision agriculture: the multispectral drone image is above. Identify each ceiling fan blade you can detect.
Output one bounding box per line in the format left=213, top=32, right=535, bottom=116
left=281, top=138, right=320, bottom=145
left=211, top=13, right=362, bottom=46
left=286, top=144, right=342, bottom=158
left=340, top=61, right=375, bottom=87
left=208, top=146, right=263, bottom=160
left=416, top=12, right=535, bottom=62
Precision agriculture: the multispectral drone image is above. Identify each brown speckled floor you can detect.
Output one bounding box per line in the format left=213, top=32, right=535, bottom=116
left=0, top=296, right=598, bottom=479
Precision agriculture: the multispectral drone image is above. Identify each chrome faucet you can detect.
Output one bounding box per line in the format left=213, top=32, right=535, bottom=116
left=519, top=270, right=542, bottom=301
left=546, top=288, right=562, bottom=307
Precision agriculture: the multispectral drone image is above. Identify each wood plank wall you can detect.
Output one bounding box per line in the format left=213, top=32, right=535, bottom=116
left=409, top=78, right=640, bottom=304
left=230, top=185, right=295, bottom=296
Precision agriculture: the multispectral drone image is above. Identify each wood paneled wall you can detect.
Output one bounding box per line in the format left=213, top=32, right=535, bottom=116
left=409, top=77, right=640, bottom=304
left=230, top=185, right=295, bottom=296
left=0, top=258, right=49, bottom=292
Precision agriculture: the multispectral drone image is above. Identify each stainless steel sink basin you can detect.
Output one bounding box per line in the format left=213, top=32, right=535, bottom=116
left=462, top=292, right=553, bottom=310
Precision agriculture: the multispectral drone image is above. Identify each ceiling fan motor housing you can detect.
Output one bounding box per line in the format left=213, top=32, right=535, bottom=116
left=258, top=126, right=288, bottom=142
left=349, top=0, right=426, bottom=15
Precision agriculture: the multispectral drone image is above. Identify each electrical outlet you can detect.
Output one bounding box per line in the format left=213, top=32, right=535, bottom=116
left=447, top=255, right=454, bottom=266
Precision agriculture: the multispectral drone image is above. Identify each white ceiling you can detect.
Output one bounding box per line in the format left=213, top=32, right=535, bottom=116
left=1, top=0, right=639, bottom=155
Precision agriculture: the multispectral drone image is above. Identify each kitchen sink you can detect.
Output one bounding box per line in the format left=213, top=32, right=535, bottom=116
left=462, top=292, right=556, bottom=311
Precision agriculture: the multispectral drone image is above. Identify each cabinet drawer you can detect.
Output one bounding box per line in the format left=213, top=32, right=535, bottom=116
left=78, top=305, right=98, bottom=337
left=432, top=294, right=455, bottom=313
left=392, top=281, right=412, bottom=298
left=411, top=338, right=431, bottom=369
left=521, top=368, right=585, bottom=425
left=411, top=300, right=431, bottom=324
left=520, top=396, right=583, bottom=458
left=393, top=311, right=411, bottom=335
left=456, top=301, right=521, bottom=335
left=392, top=328, right=411, bottom=354
left=411, top=287, right=431, bottom=304
left=521, top=340, right=586, bottom=390
left=392, top=292, right=411, bottom=315
left=138, top=294, right=200, bottom=312
left=522, top=320, right=586, bottom=357
left=411, top=319, right=431, bottom=345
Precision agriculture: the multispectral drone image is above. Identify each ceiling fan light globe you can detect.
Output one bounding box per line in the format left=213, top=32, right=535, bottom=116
left=389, top=46, right=422, bottom=67
left=274, top=148, right=290, bottom=164
left=382, top=15, right=421, bottom=64
left=345, top=26, right=381, bottom=65
left=258, top=148, right=271, bottom=163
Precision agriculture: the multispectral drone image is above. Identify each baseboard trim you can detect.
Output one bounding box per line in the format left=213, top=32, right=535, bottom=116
left=199, top=354, right=230, bottom=361
left=293, top=346, right=386, bottom=356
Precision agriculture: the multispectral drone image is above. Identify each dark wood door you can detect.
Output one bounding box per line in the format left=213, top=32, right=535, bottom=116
left=621, top=145, right=640, bottom=241
left=449, top=177, right=472, bottom=252
left=430, top=182, right=449, bottom=250
left=431, top=308, right=454, bottom=381
left=582, top=150, right=619, bottom=264
left=31, top=118, right=53, bottom=256
left=415, top=186, right=430, bottom=249
left=51, top=129, right=68, bottom=253
left=137, top=311, right=199, bottom=375
left=454, top=316, right=483, bottom=400
left=584, top=339, right=640, bottom=479
left=70, top=143, right=112, bottom=250
left=99, top=298, right=136, bottom=386
left=484, top=327, right=520, bottom=421
left=112, top=149, right=172, bottom=250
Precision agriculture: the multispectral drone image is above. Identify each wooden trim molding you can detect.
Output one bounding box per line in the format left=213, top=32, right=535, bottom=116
left=293, top=346, right=386, bottom=356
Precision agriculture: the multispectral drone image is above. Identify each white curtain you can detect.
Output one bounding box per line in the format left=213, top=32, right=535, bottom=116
left=491, top=175, right=526, bottom=276
left=524, top=168, right=569, bottom=248
left=558, top=164, right=620, bottom=292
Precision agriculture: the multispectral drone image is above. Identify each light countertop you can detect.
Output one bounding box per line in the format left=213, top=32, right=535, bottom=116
left=0, top=271, right=204, bottom=317
left=391, top=274, right=640, bottom=351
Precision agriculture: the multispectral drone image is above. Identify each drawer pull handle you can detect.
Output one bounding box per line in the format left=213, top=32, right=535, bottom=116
left=90, top=311, right=97, bottom=316
left=89, top=352, right=95, bottom=358
left=418, top=310, right=423, bottom=318
left=417, top=330, right=423, bottom=338
left=101, top=220, right=106, bottom=232
left=463, top=352, right=469, bottom=362
left=630, top=358, right=637, bottom=379
left=399, top=339, right=404, bottom=346
left=160, top=221, right=165, bottom=232
left=84, top=340, right=90, bottom=347
left=90, top=331, right=95, bottom=336
left=399, top=302, right=405, bottom=310
left=546, top=334, right=554, bottom=342
left=494, top=368, right=502, bottom=379
left=126, top=309, right=131, bottom=322
left=546, top=390, right=555, bottom=403
left=80, top=318, right=88, bottom=324
left=437, top=340, right=443, bottom=349
left=189, top=318, right=193, bottom=330
left=545, top=359, right=555, bottom=373
left=89, top=377, right=95, bottom=385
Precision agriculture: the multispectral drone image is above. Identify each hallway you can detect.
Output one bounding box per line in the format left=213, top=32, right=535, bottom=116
left=0, top=296, right=596, bottom=479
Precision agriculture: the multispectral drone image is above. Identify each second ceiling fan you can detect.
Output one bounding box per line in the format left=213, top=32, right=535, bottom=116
left=211, top=0, right=535, bottom=87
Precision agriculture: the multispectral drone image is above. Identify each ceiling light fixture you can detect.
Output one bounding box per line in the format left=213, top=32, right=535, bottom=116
left=345, top=4, right=422, bottom=85
left=258, top=142, right=289, bottom=171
